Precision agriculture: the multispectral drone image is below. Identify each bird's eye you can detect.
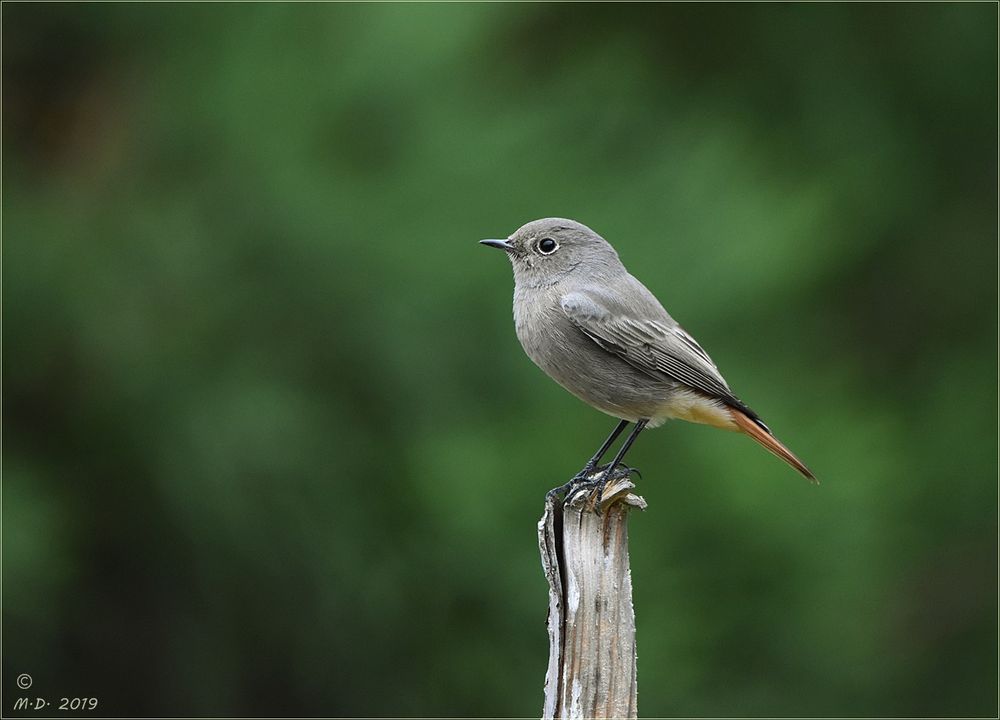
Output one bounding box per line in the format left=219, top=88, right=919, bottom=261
left=538, top=238, right=558, bottom=254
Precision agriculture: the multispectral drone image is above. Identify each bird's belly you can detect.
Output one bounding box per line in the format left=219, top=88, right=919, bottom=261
left=515, top=307, right=677, bottom=423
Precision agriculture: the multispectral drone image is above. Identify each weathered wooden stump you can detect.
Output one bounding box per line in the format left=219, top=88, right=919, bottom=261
left=538, top=470, right=646, bottom=719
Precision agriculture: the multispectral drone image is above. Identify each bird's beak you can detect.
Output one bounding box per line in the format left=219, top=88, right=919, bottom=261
left=480, top=238, right=514, bottom=252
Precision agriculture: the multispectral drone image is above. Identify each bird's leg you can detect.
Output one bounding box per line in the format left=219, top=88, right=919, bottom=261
left=546, top=419, right=629, bottom=500
left=588, top=419, right=648, bottom=514
left=576, top=419, right=630, bottom=478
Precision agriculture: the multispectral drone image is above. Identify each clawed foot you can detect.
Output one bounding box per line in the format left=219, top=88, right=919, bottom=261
left=545, top=475, right=589, bottom=503
left=545, top=463, right=641, bottom=514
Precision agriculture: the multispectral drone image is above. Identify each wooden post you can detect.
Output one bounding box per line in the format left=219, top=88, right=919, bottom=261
left=538, top=469, right=646, bottom=719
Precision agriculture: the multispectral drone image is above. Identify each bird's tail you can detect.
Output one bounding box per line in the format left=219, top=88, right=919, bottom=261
left=728, top=408, right=817, bottom=483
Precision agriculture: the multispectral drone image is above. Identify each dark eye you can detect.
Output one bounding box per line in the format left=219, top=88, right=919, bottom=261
left=538, top=238, right=557, bottom=254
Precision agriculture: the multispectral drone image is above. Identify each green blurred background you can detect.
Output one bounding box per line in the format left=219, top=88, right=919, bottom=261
left=3, top=3, right=997, bottom=717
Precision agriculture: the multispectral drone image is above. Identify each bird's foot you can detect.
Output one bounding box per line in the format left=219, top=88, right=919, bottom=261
left=587, top=464, right=641, bottom=515
left=547, top=463, right=639, bottom=514
left=545, top=474, right=591, bottom=503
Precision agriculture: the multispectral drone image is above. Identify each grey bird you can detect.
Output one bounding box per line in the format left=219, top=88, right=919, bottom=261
left=481, top=217, right=815, bottom=505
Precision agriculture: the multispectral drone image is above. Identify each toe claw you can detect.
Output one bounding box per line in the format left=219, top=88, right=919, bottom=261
left=550, top=459, right=640, bottom=512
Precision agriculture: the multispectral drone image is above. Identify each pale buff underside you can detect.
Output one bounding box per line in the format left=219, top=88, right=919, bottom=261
left=649, top=387, right=738, bottom=430
left=618, top=387, right=738, bottom=430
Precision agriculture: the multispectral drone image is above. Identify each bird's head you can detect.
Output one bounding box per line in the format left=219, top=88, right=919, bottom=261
left=480, top=218, right=622, bottom=288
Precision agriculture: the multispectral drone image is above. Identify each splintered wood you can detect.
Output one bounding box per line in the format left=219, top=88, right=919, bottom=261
left=538, top=474, right=646, bottom=719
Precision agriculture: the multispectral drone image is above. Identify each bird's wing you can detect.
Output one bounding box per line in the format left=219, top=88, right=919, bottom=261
left=560, top=287, right=756, bottom=416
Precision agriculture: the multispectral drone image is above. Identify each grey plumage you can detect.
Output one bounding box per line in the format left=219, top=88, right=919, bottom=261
left=482, top=217, right=815, bottom=482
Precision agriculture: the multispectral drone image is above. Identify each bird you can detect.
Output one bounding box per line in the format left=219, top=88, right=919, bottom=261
left=480, top=217, right=815, bottom=507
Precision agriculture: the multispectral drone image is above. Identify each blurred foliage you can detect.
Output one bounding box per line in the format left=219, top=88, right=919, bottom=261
left=3, top=3, right=997, bottom=717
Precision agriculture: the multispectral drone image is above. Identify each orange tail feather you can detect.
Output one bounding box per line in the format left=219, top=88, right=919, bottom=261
left=728, top=408, right=817, bottom=483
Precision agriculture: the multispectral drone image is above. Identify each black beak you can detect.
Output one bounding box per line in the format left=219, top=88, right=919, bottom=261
left=479, top=238, right=514, bottom=251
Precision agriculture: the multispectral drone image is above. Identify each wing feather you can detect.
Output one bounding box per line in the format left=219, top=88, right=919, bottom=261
left=560, top=288, right=761, bottom=420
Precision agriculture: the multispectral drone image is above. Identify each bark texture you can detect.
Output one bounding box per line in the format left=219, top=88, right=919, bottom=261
left=538, top=472, right=645, bottom=719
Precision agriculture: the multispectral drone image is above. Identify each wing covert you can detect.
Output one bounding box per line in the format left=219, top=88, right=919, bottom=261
left=560, top=289, right=741, bottom=407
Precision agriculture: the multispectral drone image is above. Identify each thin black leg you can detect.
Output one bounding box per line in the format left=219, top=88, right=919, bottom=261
left=581, top=419, right=629, bottom=473
left=589, top=419, right=648, bottom=512
left=546, top=419, right=629, bottom=500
